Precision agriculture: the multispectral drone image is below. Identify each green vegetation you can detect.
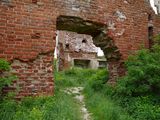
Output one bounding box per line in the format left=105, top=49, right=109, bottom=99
left=0, top=92, right=82, bottom=120
left=55, top=67, right=97, bottom=88
left=1, top=35, right=160, bottom=120
left=0, top=61, right=82, bottom=120
left=111, top=36, right=160, bottom=120
left=0, top=59, right=16, bottom=99
left=56, top=68, right=133, bottom=120
left=83, top=69, right=133, bottom=120
left=54, top=35, right=160, bottom=120
left=83, top=35, right=160, bottom=120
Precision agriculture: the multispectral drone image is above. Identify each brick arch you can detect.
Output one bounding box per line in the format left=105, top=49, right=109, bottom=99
left=56, top=15, right=125, bottom=83
left=1, top=0, right=159, bottom=98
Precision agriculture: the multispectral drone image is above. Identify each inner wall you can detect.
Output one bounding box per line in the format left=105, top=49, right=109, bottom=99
left=55, top=30, right=107, bottom=71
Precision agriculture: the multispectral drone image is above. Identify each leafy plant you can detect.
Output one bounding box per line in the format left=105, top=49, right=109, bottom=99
left=0, top=59, right=17, bottom=98
left=86, top=69, right=109, bottom=91
left=115, top=37, right=160, bottom=96
left=0, top=59, right=10, bottom=71
left=111, top=35, right=160, bottom=120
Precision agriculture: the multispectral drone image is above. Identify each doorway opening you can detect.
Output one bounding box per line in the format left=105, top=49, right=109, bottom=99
left=54, top=15, right=121, bottom=84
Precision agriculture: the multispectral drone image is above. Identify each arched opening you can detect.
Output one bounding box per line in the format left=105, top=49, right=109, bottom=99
left=55, top=15, right=123, bottom=84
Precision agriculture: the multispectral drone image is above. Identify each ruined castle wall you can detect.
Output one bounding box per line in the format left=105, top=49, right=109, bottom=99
left=0, top=0, right=160, bottom=97
left=0, top=0, right=57, bottom=97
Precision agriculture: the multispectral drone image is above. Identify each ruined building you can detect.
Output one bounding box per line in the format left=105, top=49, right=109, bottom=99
left=0, top=0, right=160, bottom=98
left=55, top=31, right=107, bottom=71
left=154, top=0, right=160, bottom=14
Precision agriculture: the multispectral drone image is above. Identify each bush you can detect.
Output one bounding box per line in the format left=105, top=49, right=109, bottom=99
left=115, top=42, right=160, bottom=96
left=86, top=69, right=109, bottom=91
left=111, top=35, right=160, bottom=120
left=117, top=96, right=160, bottom=120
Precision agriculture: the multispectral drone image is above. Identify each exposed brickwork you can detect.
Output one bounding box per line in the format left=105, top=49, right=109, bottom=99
left=57, top=31, right=102, bottom=70
left=58, top=31, right=97, bottom=53
left=3, top=53, right=54, bottom=98
left=0, top=0, right=160, bottom=97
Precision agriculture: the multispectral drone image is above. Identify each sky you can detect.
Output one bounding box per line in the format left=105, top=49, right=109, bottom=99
left=150, top=0, right=157, bottom=14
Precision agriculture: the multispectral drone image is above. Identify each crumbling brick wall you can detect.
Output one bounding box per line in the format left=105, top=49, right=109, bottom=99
left=0, top=0, right=160, bottom=97
left=57, top=31, right=99, bottom=70
left=58, top=31, right=97, bottom=53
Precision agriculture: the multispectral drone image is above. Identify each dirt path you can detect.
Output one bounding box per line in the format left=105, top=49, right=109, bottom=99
left=64, top=87, right=92, bottom=120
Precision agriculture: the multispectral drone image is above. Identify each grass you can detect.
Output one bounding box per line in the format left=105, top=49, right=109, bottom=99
left=0, top=67, right=134, bottom=120
left=55, top=67, right=134, bottom=120
left=0, top=90, right=82, bottom=120
left=84, top=92, right=133, bottom=120
left=55, top=67, right=97, bottom=88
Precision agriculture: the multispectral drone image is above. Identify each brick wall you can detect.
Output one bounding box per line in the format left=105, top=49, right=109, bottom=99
left=0, top=0, right=160, bottom=97
left=58, top=31, right=97, bottom=53
left=57, top=31, right=99, bottom=70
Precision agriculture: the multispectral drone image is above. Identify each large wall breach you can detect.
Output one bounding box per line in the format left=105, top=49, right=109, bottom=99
left=0, top=0, right=160, bottom=97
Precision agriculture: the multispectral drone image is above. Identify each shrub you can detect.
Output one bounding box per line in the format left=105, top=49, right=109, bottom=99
left=111, top=35, right=160, bottom=120
left=117, top=96, right=160, bottom=120
left=115, top=40, right=160, bottom=96
left=86, top=69, right=109, bottom=91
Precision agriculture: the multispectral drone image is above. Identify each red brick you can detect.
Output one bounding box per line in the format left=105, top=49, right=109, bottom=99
left=0, top=0, right=160, bottom=98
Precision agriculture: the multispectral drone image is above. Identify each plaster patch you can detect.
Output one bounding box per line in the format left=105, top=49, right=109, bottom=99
left=115, top=29, right=125, bottom=36
left=72, top=5, right=80, bottom=11
left=108, top=21, right=116, bottom=30
left=114, top=10, right=127, bottom=21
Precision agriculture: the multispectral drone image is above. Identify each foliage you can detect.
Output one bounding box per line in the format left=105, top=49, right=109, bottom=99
left=82, top=69, right=133, bottom=120
left=55, top=67, right=97, bottom=88
left=0, top=59, right=10, bottom=71
left=86, top=69, right=109, bottom=91
left=110, top=35, right=160, bottom=120
left=0, top=59, right=17, bottom=98
left=115, top=42, right=160, bottom=96
left=84, top=92, right=133, bottom=120
left=0, top=67, right=87, bottom=120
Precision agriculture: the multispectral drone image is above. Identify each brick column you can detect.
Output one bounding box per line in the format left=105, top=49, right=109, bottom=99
left=108, top=60, right=126, bottom=84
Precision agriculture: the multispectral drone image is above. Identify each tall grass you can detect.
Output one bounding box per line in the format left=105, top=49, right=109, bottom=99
left=0, top=67, right=136, bottom=120
left=82, top=68, right=133, bottom=120
left=84, top=92, right=133, bottom=120
left=0, top=91, right=82, bottom=120
left=56, top=68, right=133, bottom=120
left=55, top=67, right=97, bottom=88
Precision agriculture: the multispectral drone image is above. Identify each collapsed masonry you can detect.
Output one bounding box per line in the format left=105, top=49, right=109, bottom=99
left=0, top=0, right=160, bottom=98
left=55, top=31, right=107, bottom=71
